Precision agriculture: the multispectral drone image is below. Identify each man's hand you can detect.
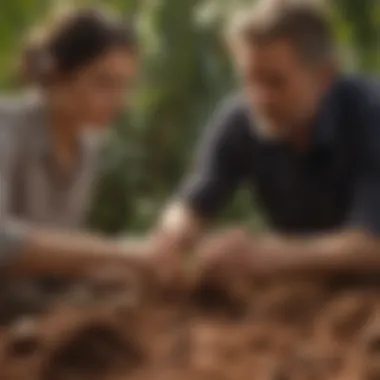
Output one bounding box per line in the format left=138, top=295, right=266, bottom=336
left=195, top=229, right=255, bottom=288
left=195, top=229, right=295, bottom=290
left=146, top=202, right=206, bottom=294
left=144, top=236, right=194, bottom=295
left=195, top=228, right=380, bottom=291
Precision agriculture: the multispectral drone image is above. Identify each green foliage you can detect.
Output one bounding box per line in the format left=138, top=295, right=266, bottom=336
left=0, top=0, right=378, bottom=234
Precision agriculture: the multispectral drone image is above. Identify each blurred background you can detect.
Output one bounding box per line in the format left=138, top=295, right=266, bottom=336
left=0, top=0, right=379, bottom=235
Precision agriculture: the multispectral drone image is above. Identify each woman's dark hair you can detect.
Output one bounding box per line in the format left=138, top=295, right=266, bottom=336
left=20, top=7, right=137, bottom=85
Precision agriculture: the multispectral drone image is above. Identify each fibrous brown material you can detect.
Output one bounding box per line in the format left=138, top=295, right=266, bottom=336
left=1, top=271, right=380, bottom=380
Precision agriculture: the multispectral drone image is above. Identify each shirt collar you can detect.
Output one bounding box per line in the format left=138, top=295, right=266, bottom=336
left=26, top=96, right=104, bottom=161
left=245, top=79, right=341, bottom=151
left=311, top=80, right=341, bottom=150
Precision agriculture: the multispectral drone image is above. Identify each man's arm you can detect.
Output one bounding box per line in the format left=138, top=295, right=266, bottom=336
left=152, top=99, right=247, bottom=257
left=248, top=229, right=380, bottom=278
left=198, top=100, right=380, bottom=281
left=238, top=104, right=380, bottom=278
left=198, top=209, right=380, bottom=282
left=154, top=202, right=205, bottom=254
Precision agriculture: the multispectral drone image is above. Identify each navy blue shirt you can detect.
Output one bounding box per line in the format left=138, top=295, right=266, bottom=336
left=179, top=76, right=380, bottom=235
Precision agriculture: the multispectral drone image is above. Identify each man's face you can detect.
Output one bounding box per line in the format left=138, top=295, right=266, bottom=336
left=234, top=38, right=332, bottom=140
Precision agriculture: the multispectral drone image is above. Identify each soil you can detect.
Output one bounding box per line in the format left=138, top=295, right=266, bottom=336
left=0, top=273, right=380, bottom=380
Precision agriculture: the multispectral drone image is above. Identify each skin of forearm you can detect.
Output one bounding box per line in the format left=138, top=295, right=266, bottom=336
left=253, top=229, right=380, bottom=277
left=5, top=229, right=149, bottom=278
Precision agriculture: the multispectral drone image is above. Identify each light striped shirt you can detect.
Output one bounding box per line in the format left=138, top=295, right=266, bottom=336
left=0, top=94, right=105, bottom=262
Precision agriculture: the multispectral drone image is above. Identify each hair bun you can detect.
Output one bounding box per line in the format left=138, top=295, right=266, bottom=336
left=19, top=29, right=54, bottom=85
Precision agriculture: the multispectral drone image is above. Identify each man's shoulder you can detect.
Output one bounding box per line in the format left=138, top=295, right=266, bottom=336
left=196, top=93, right=253, bottom=153
left=210, top=93, right=252, bottom=137
left=334, top=75, right=380, bottom=108
left=336, top=76, right=380, bottom=162
left=216, top=92, right=250, bottom=119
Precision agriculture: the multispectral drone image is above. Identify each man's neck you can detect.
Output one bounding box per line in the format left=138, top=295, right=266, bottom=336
left=286, top=123, right=314, bottom=153
left=285, top=101, right=324, bottom=154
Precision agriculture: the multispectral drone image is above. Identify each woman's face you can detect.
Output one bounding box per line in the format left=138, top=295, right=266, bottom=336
left=52, top=47, right=138, bottom=128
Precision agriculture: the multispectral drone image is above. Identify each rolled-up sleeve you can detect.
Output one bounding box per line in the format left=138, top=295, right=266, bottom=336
left=0, top=115, right=28, bottom=264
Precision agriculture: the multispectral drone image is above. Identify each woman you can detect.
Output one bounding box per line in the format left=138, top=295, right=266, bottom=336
left=0, top=7, right=146, bottom=278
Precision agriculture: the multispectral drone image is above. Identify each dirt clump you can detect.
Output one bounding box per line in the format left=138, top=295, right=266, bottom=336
left=0, top=272, right=380, bottom=379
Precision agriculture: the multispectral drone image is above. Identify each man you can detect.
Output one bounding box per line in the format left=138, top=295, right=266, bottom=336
left=152, top=0, right=380, bottom=287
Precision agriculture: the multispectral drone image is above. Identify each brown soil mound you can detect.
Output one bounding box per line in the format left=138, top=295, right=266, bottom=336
left=0, top=273, right=380, bottom=380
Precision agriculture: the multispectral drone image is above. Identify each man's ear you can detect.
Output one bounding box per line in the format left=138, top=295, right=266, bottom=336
left=320, top=60, right=339, bottom=89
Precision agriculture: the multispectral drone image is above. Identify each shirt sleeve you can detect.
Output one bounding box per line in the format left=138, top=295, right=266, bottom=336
left=346, top=174, right=380, bottom=235
left=346, top=103, right=380, bottom=235
left=0, top=111, right=28, bottom=265
left=177, top=99, right=247, bottom=218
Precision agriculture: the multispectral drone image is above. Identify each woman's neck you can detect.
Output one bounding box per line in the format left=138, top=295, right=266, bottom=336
left=48, top=104, right=83, bottom=173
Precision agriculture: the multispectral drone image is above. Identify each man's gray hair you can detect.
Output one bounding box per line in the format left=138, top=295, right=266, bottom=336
left=228, top=0, right=336, bottom=65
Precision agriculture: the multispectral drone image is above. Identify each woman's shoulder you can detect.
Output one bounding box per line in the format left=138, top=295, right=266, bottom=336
left=0, top=92, right=41, bottom=136
left=0, top=94, right=30, bottom=162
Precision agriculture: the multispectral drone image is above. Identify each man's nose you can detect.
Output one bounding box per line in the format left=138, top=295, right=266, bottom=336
left=255, top=96, right=278, bottom=113
left=251, top=86, right=276, bottom=106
